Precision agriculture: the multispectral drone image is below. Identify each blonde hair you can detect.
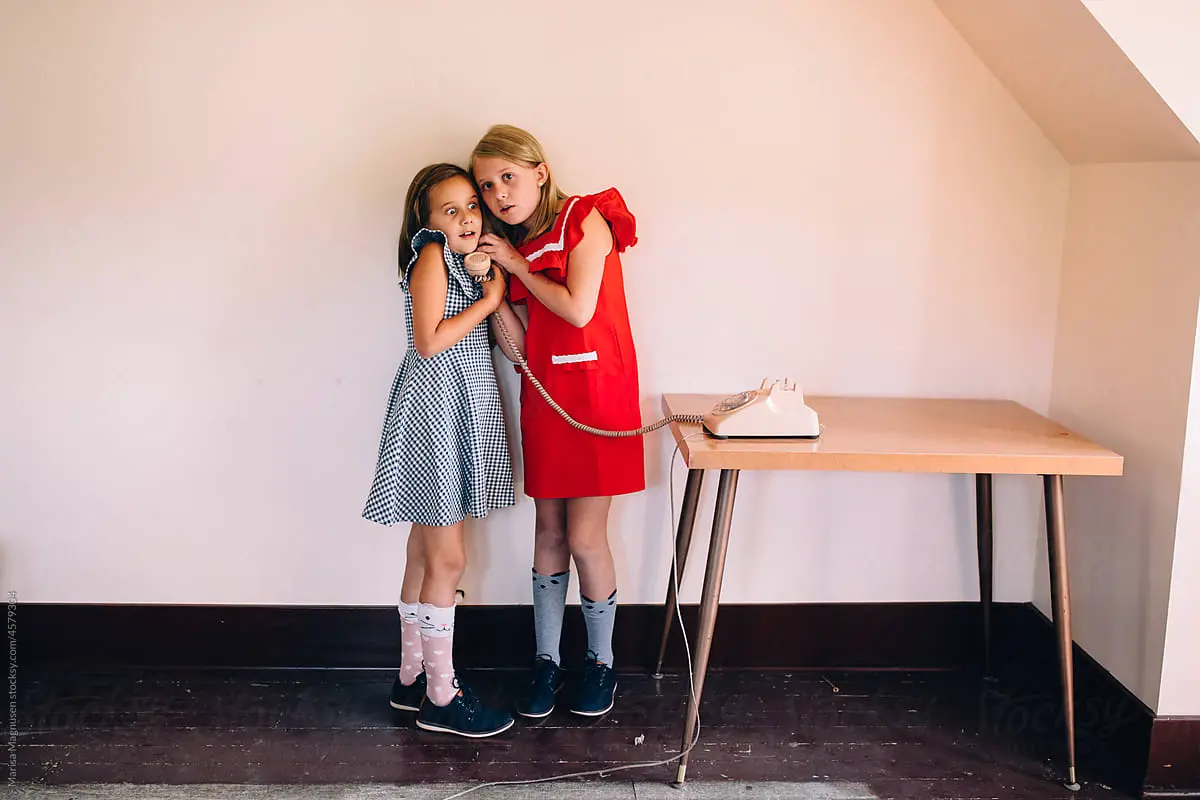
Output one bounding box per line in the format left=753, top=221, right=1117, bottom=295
left=470, top=124, right=568, bottom=245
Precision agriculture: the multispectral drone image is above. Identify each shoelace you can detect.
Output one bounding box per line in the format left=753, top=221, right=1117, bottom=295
left=582, top=651, right=610, bottom=681
left=454, top=680, right=482, bottom=715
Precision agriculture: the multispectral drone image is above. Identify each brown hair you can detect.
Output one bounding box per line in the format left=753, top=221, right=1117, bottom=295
left=397, top=162, right=473, bottom=278
left=470, top=124, right=568, bottom=245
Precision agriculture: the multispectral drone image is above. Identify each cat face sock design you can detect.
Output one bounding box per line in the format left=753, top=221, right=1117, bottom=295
left=418, top=603, right=458, bottom=705
left=398, top=599, right=423, bottom=685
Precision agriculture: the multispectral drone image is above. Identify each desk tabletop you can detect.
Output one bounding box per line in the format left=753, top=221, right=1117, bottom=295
left=661, top=394, right=1124, bottom=476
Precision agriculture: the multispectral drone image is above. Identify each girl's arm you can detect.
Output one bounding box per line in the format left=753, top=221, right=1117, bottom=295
left=410, top=244, right=506, bottom=358
left=489, top=299, right=526, bottom=364
left=478, top=208, right=612, bottom=329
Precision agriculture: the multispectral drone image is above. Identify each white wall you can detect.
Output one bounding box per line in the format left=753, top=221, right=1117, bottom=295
left=933, top=0, right=1200, bottom=164
left=1045, top=163, right=1200, bottom=708
left=1159, top=306, right=1200, bottom=715
left=1082, top=0, right=1200, bottom=136
left=1073, top=1, right=1200, bottom=713
left=0, top=0, right=1070, bottom=606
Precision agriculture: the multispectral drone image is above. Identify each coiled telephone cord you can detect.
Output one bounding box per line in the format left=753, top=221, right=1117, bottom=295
left=492, top=312, right=704, bottom=437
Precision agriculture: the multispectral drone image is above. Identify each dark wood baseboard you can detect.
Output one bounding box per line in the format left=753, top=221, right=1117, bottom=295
left=20, top=600, right=1015, bottom=671
left=1145, top=716, right=1200, bottom=797
left=16, top=600, right=1165, bottom=794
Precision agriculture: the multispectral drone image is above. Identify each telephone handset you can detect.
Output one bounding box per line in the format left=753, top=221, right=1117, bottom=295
left=464, top=251, right=493, bottom=281
left=702, top=378, right=821, bottom=439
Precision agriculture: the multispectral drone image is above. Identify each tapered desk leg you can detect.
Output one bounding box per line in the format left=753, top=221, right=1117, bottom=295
left=653, top=468, right=704, bottom=678
left=674, top=469, right=739, bottom=786
left=976, top=473, right=994, bottom=677
left=1044, top=474, right=1080, bottom=792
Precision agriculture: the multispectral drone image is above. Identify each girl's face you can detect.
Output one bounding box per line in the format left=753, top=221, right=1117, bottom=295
left=425, top=175, right=482, bottom=255
left=472, top=157, right=547, bottom=228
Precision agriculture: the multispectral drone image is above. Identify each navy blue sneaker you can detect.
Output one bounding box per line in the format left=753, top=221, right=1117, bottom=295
left=516, top=656, right=563, bottom=718
left=416, top=682, right=515, bottom=738
left=570, top=652, right=617, bottom=717
left=388, top=672, right=426, bottom=712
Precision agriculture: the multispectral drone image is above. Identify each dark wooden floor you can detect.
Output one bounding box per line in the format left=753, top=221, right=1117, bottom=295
left=8, top=665, right=1137, bottom=799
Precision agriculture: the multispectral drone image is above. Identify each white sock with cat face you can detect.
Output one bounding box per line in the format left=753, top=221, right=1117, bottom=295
left=418, top=603, right=457, bottom=706
left=398, top=600, right=423, bottom=686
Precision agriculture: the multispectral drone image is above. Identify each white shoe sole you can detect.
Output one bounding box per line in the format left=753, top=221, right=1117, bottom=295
left=570, top=684, right=617, bottom=717
left=518, top=682, right=562, bottom=718
left=517, top=704, right=555, bottom=719
left=415, top=716, right=516, bottom=738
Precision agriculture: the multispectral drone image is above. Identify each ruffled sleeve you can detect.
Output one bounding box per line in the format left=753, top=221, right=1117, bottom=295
left=582, top=187, right=638, bottom=254
left=400, top=228, right=447, bottom=291
left=512, top=188, right=638, bottom=301
left=401, top=228, right=480, bottom=301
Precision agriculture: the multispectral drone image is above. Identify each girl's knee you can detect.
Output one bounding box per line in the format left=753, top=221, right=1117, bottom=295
left=405, top=528, right=427, bottom=566
left=422, top=529, right=466, bottom=581
left=535, top=521, right=568, bottom=550
left=425, top=549, right=466, bottom=583
left=566, top=527, right=610, bottom=558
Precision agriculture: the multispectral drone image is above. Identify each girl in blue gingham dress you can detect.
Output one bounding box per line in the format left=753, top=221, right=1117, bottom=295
left=362, top=163, right=515, bottom=739
left=363, top=237, right=514, bottom=526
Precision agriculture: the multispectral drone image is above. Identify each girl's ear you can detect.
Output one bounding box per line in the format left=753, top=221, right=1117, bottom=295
left=535, top=162, right=549, bottom=188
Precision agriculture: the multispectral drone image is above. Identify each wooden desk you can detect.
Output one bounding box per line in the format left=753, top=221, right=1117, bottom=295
left=654, top=394, right=1123, bottom=790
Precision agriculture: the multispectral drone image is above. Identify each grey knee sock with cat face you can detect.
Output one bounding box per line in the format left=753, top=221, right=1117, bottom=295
left=581, top=589, right=617, bottom=666
left=532, top=568, right=569, bottom=665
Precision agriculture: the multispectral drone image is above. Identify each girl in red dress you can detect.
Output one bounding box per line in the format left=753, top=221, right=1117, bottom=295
left=472, top=124, right=644, bottom=718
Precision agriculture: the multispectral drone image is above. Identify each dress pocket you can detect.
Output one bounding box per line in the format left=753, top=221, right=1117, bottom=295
left=550, top=349, right=600, bottom=372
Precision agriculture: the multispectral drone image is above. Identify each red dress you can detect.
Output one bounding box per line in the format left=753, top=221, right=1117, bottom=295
left=509, top=188, right=645, bottom=499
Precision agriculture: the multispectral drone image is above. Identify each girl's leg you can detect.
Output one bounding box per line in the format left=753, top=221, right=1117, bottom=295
left=532, top=498, right=570, bottom=664
left=518, top=499, right=570, bottom=718
left=418, top=521, right=466, bottom=706
left=415, top=520, right=514, bottom=737
left=398, top=526, right=425, bottom=686
left=566, top=496, right=619, bottom=716
left=567, top=496, right=616, bottom=662
left=401, top=523, right=426, bottom=601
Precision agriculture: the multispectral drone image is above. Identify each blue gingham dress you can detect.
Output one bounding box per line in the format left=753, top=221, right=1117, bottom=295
left=362, top=229, right=515, bottom=527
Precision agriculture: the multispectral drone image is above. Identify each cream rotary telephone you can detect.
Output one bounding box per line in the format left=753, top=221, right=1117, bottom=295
left=470, top=253, right=820, bottom=441
left=702, top=378, right=821, bottom=439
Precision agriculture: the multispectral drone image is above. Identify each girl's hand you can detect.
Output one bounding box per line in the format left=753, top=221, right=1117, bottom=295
left=481, top=267, right=507, bottom=312
left=478, top=234, right=529, bottom=277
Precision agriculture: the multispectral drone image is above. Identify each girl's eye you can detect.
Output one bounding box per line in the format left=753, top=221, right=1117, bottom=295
left=446, top=208, right=456, bottom=216
left=468, top=202, right=477, bottom=210
left=503, top=173, right=513, bottom=181
left=481, top=181, right=492, bottom=190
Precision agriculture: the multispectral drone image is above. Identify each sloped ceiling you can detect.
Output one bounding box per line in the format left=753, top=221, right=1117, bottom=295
left=933, top=0, right=1200, bottom=163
